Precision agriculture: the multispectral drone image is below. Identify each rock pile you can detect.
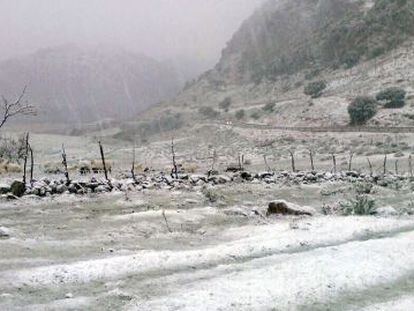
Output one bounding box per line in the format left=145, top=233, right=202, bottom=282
left=0, top=170, right=412, bottom=199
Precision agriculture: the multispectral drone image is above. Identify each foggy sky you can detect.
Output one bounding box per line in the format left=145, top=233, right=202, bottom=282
left=0, top=0, right=265, bottom=70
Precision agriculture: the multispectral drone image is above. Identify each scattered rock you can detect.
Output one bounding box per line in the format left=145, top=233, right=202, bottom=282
left=376, top=206, right=398, bottom=216
left=267, top=200, right=315, bottom=216
left=10, top=180, right=25, bottom=197
left=0, top=184, right=10, bottom=195
left=65, top=293, right=73, bottom=299
left=0, top=226, right=11, bottom=238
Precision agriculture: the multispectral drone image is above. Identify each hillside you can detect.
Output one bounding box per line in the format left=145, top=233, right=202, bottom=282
left=0, top=45, right=180, bottom=124
left=135, top=0, right=414, bottom=137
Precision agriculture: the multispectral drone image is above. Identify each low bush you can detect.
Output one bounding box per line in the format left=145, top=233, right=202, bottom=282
left=262, top=102, right=275, bottom=112
left=250, top=111, right=261, bottom=120
left=0, top=135, right=26, bottom=163
left=376, top=87, right=406, bottom=108
left=199, top=106, right=220, bottom=119
left=235, top=109, right=245, bottom=120
left=340, top=195, right=377, bottom=216
left=219, top=97, right=232, bottom=112
left=304, top=80, right=327, bottom=98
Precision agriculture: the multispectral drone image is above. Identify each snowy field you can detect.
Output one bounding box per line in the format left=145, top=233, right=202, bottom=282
left=1, top=182, right=414, bottom=310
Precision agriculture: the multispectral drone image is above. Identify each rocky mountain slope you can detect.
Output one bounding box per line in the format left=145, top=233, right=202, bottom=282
left=140, top=0, right=414, bottom=132
left=0, top=45, right=180, bottom=124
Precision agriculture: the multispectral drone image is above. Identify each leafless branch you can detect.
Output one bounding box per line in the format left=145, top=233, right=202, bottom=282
left=0, top=87, right=36, bottom=129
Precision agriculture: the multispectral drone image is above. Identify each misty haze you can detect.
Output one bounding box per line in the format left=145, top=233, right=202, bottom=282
left=1, top=0, right=414, bottom=310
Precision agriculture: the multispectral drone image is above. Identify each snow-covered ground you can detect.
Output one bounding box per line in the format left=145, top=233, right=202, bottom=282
left=1, top=188, right=414, bottom=310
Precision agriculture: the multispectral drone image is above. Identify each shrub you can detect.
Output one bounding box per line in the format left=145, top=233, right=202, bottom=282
left=376, top=87, right=406, bottom=108
left=341, top=51, right=360, bottom=68
left=354, top=182, right=374, bottom=195
left=250, top=111, right=261, bottom=120
left=262, top=102, right=275, bottom=112
left=304, top=80, right=327, bottom=98
left=115, top=113, right=184, bottom=142
left=348, top=96, right=378, bottom=125
left=219, top=97, right=232, bottom=112
left=0, top=135, right=26, bottom=163
left=199, top=106, right=220, bottom=119
left=235, top=109, right=245, bottom=120
left=340, top=195, right=377, bottom=216
left=201, top=186, right=224, bottom=203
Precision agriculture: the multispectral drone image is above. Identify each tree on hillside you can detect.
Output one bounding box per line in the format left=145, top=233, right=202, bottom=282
left=0, top=87, right=36, bottom=130
left=219, top=97, right=232, bottom=112
left=348, top=96, right=378, bottom=125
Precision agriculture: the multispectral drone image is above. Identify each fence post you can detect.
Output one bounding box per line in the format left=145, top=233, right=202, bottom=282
left=98, top=141, right=109, bottom=182
left=367, top=157, right=373, bottom=176
left=309, top=149, right=315, bottom=171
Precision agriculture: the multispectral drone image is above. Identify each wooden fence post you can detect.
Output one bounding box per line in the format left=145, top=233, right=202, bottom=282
left=394, top=160, right=399, bottom=176
left=367, top=157, right=373, bottom=176
left=131, top=145, right=138, bottom=183
left=22, top=132, right=29, bottom=186
left=29, top=144, right=34, bottom=185
left=289, top=150, right=296, bottom=172
left=331, top=153, right=337, bottom=174
left=348, top=151, right=354, bottom=171
left=383, top=154, right=387, bottom=175
left=409, top=155, right=413, bottom=177
left=263, top=154, right=271, bottom=172
left=61, top=144, right=70, bottom=185
left=98, top=141, right=109, bottom=182
left=171, top=138, right=178, bottom=179
left=309, top=149, right=315, bottom=171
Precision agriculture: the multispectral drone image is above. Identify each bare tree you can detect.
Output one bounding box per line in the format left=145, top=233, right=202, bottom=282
left=0, top=87, right=36, bottom=130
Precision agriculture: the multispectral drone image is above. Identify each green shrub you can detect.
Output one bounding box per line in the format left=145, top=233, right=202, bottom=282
left=199, top=106, right=220, bottom=119
left=304, top=80, right=327, bottom=98
left=235, top=109, right=245, bottom=120
left=250, top=111, right=261, bottom=120
left=341, top=51, right=360, bottom=68
left=376, top=87, right=406, bottom=108
left=219, top=97, right=232, bottom=112
left=348, top=96, right=378, bottom=125
left=340, top=195, right=377, bottom=216
left=262, top=102, right=275, bottom=112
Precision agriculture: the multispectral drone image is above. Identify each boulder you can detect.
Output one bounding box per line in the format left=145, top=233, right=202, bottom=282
left=10, top=180, right=25, bottom=197
left=0, top=184, right=10, bottom=195
left=95, top=185, right=109, bottom=193
left=190, top=174, right=207, bottom=184
left=240, top=171, right=252, bottom=181
left=257, top=172, right=274, bottom=179
left=209, top=175, right=231, bottom=184
left=56, top=184, right=68, bottom=194
left=267, top=200, right=315, bottom=216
